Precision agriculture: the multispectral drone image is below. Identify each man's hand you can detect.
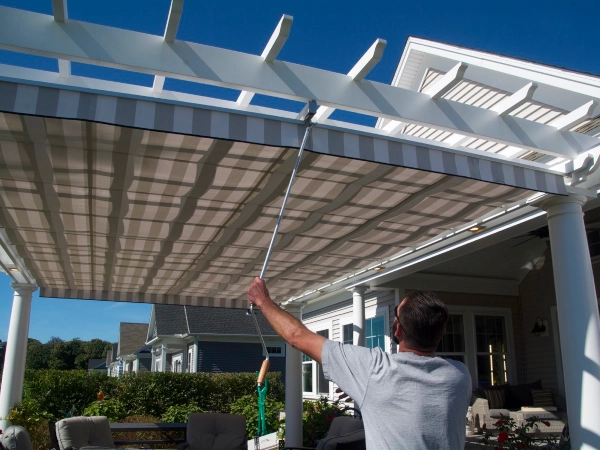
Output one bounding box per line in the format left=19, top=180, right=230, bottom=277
left=247, top=277, right=271, bottom=308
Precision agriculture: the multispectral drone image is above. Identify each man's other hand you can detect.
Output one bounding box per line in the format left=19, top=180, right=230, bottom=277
left=247, top=277, right=271, bottom=308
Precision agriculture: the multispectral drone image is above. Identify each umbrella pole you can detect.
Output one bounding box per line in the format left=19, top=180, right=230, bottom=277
left=250, top=101, right=317, bottom=385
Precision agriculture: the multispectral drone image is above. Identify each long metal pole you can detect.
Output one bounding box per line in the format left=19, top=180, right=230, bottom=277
left=250, top=122, right=313, bottom=370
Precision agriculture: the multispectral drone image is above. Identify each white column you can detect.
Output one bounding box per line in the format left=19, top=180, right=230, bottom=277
left=182, top=344, right=188, bottom=373
left=0, top=283, right=37, bottom=430
left=282, top=302, right=304, bottom=448
left=160, top=343, right=167, bottom=372
left=541, top=194, right=600, bottom=449
left=350, top=286, right=368, bottom=346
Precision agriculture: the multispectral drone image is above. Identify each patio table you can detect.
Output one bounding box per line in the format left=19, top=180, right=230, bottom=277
left=109, top=422, right=186, bottom=446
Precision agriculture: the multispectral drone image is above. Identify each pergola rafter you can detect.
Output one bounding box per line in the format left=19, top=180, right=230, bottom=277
left=0, top=6, right=598, bottom=160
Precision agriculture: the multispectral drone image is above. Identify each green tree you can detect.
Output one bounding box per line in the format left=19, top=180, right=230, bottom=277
left=26, top=339, right=51, bottom=370
left=49, top=339, right=83, bottom=370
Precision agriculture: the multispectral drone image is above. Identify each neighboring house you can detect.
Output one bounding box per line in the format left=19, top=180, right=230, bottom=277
left=87, top=358, right=107, bottom=373
left=117, top=322, right=150, bottom=375
left=147, top=304, right=286, bottom=378
left=106, top=323, right=150, bottom=377
left=106, top=343, right=118, bottom=377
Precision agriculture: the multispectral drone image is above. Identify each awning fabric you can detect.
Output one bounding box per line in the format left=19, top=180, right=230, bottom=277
left=0, top=81, right=566, bottom=307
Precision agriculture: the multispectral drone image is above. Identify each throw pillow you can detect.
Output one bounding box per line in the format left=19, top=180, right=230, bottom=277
left=508, top=380, right=542, bottom=407
left=484, top=389, right=505, bottom=409
left=532, top=388, right=555, bottom=407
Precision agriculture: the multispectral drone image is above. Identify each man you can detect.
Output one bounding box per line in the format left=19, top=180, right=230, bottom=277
left=247, top=277, right=471, bottom=450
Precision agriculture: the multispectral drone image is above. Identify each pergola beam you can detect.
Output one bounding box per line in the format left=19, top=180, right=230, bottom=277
left=312, top=38, right=387, bottom=122
left=237, top=15, right=293, bottom=107
left=154, top=0, right=185, bottom=93
left=491, top=82, right=538, bottom=116
left=51, top=0, right=67, bottom=23
left=52, top=0, right=70, bottom=78
left=551, top=100, right=599, bottom=131
left=423, top=62, right=468, bottom=99
left=0, top=6, right=597, bottom=158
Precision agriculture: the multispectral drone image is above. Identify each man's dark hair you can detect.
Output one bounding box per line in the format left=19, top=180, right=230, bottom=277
left=397, top=290, right=448, bottom=352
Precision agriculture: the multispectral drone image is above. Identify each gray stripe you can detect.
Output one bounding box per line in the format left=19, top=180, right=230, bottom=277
left=467, top=157, right=481, bottom=180
left=535, top=171, right=548, bottom=193
left=35, top=87, right=59, bottom=117
left=513, top=166, right=526, bottom=189
left=115, top=97, right=137, bottom=127
left=327, top=130, right=344, bottom=156
left=490, top=161, right=505, bottom=184
left=388, top=141, right=404, bottom=166
left=192, top=108, right=211, bottom=136
left=77, top=93, right=97, bottom=120
left=442, top=152, right=458, bottom=176
left=264, top=119, right=282, bottom=146
left=359, top=135, right=374, bottom=161
left=0, top=82, right=18, bottom=112
left=416, top=146, right=431, bottom=172
left=229, top=113, right=247, bottom=143
left=155, top=103, right=175, bottom=131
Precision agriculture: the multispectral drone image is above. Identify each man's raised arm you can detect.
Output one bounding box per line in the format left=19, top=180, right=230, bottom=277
left=247, top=277, right=326, bottom=363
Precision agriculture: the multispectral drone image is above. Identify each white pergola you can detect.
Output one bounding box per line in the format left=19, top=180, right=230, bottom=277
left=0, top=2, right=598, bottom=448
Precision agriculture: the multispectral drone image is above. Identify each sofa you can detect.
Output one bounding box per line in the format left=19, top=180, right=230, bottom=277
left=471, top=380, right=567, bottom=434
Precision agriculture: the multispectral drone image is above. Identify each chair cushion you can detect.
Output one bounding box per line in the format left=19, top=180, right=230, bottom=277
left=186, top=412, right=246, bottom=450
left=316, top=429, right=366, bottom=450
left=326, top=417, right=363, bottom=437
left=0, top=425, right=33, bottom=450
left=484, top=390, right=505, bottom=409
left=531, top=389, right=555, bottom=407
left=489, top=409, right=512, bottom=418
left=55, top=416, right=114, bottom=450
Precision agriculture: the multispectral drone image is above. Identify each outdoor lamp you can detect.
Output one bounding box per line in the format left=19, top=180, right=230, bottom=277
left=530, top=317, right=547, bottom=336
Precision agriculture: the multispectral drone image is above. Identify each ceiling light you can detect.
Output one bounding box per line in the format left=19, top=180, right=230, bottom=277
left=9, top=267, right=19, bottom=272
left=468, top=225, right=486, bottom=233
left=316, top=290, right=324, bottom=295
left=372, top=266, right=385, bottom=272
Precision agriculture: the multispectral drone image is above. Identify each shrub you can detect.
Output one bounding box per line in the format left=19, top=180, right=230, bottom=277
left=23, top=369, right=119, bottom=420
left=161, top=403, right=203, bottom=423
left=8, top=399, right=53, bottom=450
left=230, top=394, right=284, bottom=439
left=82, top=398, right=127, bottom=422
left=302, top=397, right=349, bottom=447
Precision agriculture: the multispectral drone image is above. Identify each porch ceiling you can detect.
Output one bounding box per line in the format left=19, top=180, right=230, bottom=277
left=0, top=84, right=563, bottom=307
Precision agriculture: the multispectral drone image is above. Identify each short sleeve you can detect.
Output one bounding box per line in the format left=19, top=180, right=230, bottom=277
left=321, top=340, right=375, bottom=408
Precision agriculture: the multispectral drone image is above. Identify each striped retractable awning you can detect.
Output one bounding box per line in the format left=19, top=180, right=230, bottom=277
left=0, top=81, right=566, bottom=307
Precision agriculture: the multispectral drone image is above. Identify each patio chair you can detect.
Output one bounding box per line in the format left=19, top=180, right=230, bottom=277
left=283, top=416, right=366, bottom=450
left=0, top=425, right=34, bottom=450
left=177, top=412, right=247, bottom=450
left=54, top=416, right=115, bottom=450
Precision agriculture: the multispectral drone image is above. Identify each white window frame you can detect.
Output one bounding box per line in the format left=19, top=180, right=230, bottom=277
left=188, top=347, right=194, bottom=373
left=303, top=320, right=333, bottom=398
left=338, top=304, right=390, bottom=351
left=263, top=343, right=286, bottom=357
left=447, top=305, right=517, bottom=388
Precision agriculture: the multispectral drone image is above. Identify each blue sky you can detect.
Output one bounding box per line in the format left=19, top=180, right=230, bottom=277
left=0, top=0, right=598, bottom=343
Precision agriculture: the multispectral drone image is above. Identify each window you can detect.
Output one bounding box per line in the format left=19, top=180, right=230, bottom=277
left=264, top=344, right=286, bottom=357
left=437, top=314, right=466, bottom=363
left=303, top=329, right=330, bottom=395
left=343, top=324, right=353, bottom=344
left=366, top=316, right=385, bottom=350
left=475, top=315, right=508, bottom=386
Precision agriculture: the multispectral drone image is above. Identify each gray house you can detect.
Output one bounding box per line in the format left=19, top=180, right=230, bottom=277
left=147, top=304, right=286, bottom=377
left=106, top=323, right=151, bottom=377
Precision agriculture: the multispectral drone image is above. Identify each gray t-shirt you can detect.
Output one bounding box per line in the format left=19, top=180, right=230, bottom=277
left=322, top=340, right=472, bottom=450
